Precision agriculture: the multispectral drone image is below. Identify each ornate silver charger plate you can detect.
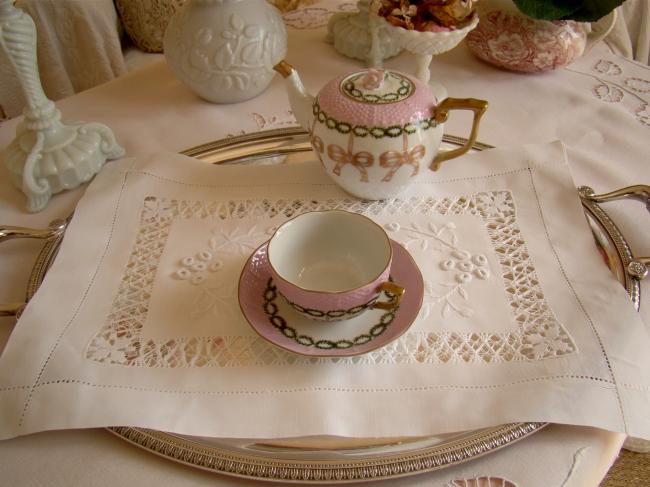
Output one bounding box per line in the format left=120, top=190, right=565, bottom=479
left=2, top=127, right=647, bottom=483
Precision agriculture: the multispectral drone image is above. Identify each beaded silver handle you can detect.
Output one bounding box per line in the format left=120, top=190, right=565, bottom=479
left=0, top=219, right=68, bottom=317
left=579, top=185, right=649, bottom=280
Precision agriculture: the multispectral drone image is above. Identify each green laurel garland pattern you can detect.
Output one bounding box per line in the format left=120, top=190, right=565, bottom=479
left=312, top=103, right=438, bottom=139
left=341, top=72, right=413, bottom=104
left=282, top=293, right=379, bottom=321
left=263, top=278, right=397, bottom=350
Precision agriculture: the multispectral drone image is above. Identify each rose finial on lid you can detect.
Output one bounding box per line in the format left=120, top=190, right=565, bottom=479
left=361, top=69, right=387, bottom=90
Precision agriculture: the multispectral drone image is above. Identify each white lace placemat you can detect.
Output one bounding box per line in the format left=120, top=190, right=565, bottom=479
left=1, top=141, right=649, bottom=440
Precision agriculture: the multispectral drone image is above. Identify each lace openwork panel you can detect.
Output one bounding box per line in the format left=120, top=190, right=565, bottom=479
left=86, top=192, right=576, bottom=367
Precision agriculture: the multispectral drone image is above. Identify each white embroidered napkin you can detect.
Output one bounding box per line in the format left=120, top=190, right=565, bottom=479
left=1, top=141, right=649, bottom=440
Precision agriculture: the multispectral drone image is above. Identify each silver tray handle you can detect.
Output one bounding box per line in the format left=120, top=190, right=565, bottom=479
left=0, top=219, right=68, bottom=317
left=579, top=185, right=649, bottom=280
left=0, top=219, right=67, bottom=243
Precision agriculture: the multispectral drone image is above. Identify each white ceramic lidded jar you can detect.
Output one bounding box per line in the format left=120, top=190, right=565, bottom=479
left=164, top=0, right=287, bottom=103
left=274, top=61, right=488, bottom=200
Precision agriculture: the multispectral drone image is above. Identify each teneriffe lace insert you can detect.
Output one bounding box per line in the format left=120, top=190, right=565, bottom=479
left=86, top=191, right=576, bottom=367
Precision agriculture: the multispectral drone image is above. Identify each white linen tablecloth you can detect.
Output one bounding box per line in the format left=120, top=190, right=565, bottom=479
left=1, top=1, right=649, bottom=485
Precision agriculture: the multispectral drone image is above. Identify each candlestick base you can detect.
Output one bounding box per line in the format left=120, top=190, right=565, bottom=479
left=1, top=2, right=124, bottom=212
left=4, top=103, right=124, bottom=212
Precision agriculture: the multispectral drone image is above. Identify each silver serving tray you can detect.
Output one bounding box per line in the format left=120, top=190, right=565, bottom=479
left=2, top=128, right=647, bottom=483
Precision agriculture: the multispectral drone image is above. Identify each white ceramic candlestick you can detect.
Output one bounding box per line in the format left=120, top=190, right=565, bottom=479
left=0, top=0, right=124, bottom=212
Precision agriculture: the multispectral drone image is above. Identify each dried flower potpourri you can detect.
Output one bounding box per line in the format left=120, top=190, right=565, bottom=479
left=373, top=0, right=476, bottom=32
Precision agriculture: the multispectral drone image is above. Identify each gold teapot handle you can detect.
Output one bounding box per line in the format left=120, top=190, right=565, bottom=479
left=431, top=98, right=488, bottom=171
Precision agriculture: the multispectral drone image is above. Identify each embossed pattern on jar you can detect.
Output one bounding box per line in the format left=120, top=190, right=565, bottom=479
left=164, top=0, right=287, bottom=103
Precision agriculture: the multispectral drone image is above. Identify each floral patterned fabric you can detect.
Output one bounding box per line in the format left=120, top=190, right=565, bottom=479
left=115, top=0, right=186, bottom=53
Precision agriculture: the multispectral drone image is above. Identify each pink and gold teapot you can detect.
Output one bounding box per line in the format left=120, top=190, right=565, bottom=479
left=274, top=61, right=488, bottom=200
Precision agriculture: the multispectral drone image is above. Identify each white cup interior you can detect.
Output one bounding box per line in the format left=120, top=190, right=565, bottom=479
left=268, top=211, right=391, bottom=293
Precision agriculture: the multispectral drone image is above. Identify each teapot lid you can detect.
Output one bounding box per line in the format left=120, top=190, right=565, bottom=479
left=316, top=69, right=437, bottom=129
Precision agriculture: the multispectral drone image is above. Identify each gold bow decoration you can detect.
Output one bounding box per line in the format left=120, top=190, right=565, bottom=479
left=379, top=133, right=425, bottom=182
left=327, top=133, right=374, bottom=182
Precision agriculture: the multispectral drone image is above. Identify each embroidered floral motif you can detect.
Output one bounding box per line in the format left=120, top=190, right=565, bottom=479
left=172, top=224, right=271, bottom=323
left=594, top=59, right=622, bottom=76
left=282, top=2, right=356, bottom=30
left=86, top=192, right=576, bottom=367
left=227, top=111, right=296, bottom=137
left=385, top=221, right=490, bottom=319
left=573, top=58, right=650, bottom=128
left=624, top=77, right=650, bottom=94
left=594, top=83, right=624, bottom=103
left=174, top=225, right=269, bottom=284
left=476, top=192, right=512, bottom=218
left=193, top=280, right=239, bottom=320
left=635, top=105, right=650, bottom=126
left=251, top=111, right=295, bottom=130
left=174, top=252, right=220, bottom=285
left=209, top=225, right=270, bottom=254
left=523, top=323, right=574, bottom=360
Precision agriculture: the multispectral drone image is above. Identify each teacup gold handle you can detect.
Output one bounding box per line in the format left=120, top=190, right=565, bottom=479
left=372, top=282, right=405, bottom=310
left=431, top=98, right=489, bottom=171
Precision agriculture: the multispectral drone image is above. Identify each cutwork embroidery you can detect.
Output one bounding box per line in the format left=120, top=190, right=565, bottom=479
left=173, top=224, right=272, bottom=319
left=192, top=280, right=239, bottom=321
left=385, top=221, right=491, bottom=319
left=568, top=59, right=650, bottom=127
left=594, top=83, right=624, bottom=103
left=227, top=111, right=296, bottom=137
left=86, top=192, right=576, bottom=367
left=282, top=2, right=356, bottom=29
left=594, top=59, right=622, bottom=76
left=625, top=77, right=650, bottom=93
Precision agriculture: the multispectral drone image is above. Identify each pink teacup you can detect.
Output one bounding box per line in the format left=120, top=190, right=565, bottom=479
left=267, top=210, right=405, bottom=322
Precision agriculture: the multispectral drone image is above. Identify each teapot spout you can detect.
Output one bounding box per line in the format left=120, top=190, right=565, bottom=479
left=273, top=61, right=315, bottom=132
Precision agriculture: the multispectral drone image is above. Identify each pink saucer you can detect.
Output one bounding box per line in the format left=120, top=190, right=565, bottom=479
left=238, top=239, right=424, bottom=357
